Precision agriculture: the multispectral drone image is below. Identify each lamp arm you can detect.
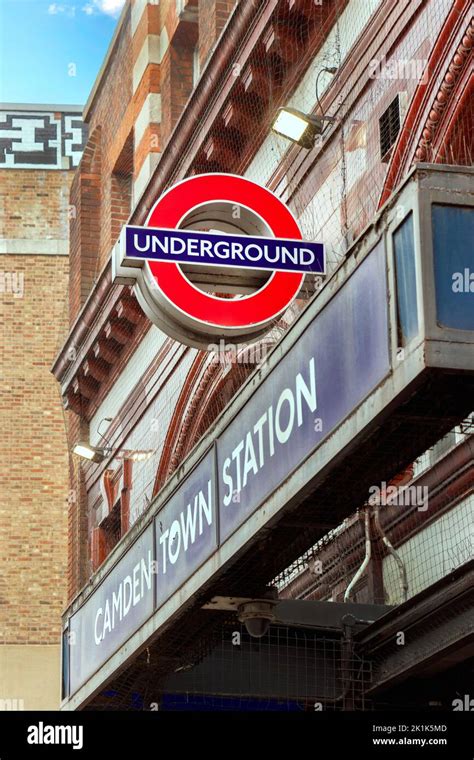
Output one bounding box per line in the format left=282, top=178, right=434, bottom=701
left=315, top=66, right=338, bottom=125
left=96, top=416, right=113, bottom=446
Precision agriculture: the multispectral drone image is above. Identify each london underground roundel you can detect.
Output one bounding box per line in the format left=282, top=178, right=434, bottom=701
left=113, top=173, right=325, bottom=349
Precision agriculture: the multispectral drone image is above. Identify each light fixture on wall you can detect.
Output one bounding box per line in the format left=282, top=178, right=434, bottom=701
left=271, top=66, right=338, bottom=148
left=72, top=417, right=154, bottom=464
left=272, top=108, right=325, bottom=148
left=72, top=417, right=113, bottom=462
left=72, top=441, right=109, bottom=463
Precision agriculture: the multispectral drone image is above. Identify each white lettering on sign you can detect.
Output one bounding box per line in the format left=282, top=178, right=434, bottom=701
left=94, top=550, right=153, bottom=645
left=132, top=231, right=317, bottom=270
left=222, top=357, right=317, bottom=507
left=158, top=480, right=213, bottom=574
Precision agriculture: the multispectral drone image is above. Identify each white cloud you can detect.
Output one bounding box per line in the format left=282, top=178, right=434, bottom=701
left=48, top=3, right=76, bottom=16
left=83, top=0, right=126, bottom=16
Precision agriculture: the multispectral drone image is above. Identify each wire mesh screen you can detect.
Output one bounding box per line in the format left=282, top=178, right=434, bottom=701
left=86, top=417, right=473, bottom=712
left=275, top=419, right=474, bottom=608
left=94, top=623, right=372, bottom=712
left=175, top=0, right=465, bottom=273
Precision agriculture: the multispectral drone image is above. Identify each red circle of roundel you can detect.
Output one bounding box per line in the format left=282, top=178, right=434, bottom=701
left=146, top=174, right=304, bottom=329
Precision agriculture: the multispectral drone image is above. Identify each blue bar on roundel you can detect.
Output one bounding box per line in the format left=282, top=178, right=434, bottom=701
left=124, top=224, right=325, bottom=275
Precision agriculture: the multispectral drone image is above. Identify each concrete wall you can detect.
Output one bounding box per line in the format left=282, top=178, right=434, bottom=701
left=0, top=646, right=61, bottom=710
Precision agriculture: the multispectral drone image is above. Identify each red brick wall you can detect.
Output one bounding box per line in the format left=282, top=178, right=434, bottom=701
left=199, top=0, right=237, bottom=67
left=65, top=415, right=90, bottom=601
left=111, top=172, right=133, bottom=249
left=91, top=18, right=134, bottom=270
left=68, top=0, right=238, bottom=327
left=69, top=128, right=102, bottom=323
left=161, top=20, right=198, bottom=144
left=69, top=9, right=134, bottom=325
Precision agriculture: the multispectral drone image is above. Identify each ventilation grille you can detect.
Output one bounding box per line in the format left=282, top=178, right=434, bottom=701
left=379, top=95, right=402, bottom=161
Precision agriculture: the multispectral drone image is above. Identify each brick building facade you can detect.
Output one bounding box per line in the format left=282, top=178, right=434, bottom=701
left=53, top=0, right=473, bottom=710
left=0, top=104, right=86, bottom=709
left=59, top=0, right=240, bottom=602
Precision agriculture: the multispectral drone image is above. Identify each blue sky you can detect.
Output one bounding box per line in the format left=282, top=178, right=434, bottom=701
left=0, top=0, right=126, bottom=106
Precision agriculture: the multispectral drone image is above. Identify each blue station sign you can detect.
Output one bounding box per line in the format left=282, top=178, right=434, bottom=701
left=67, top=241, right=390, bottom=697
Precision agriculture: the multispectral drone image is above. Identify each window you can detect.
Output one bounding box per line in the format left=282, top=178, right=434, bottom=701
left=193, top=44, right=200, bottom=88
left=432, top=205, right=474, bottom=331
left=393, top=213, right=418, bottom=346
left=379, top=95, right=402, bottom=161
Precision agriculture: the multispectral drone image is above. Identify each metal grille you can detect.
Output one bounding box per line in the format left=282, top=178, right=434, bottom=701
left=91, top=623, right=372, bottom=712
left=85, top=416, right=473, bottom=711
left=379, top=95, right=401, bottom=160
left=274, top=418, right=474, bottom=608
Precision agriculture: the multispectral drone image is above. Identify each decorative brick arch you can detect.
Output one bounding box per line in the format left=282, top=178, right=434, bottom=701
left=379, top=0, right=473, bottom=208
left=152, top=343, right=271, bottom=496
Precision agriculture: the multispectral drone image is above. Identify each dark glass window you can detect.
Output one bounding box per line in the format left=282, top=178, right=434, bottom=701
left=62, top=629, right=70, bottom=700
left=379, top=95, right=401, bottom=160
left=393, top=213, right=418, bottom=346
left=432, top=205, right=474, bottom=331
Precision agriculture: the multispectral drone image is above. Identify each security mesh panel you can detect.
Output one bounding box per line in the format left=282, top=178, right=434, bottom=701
left=85, top=418, right=473, bottom=711
left=361, top=566, right=474, bottom=707
left=91, top=623, right=372, bottom=712
left=274, top=418, right=474, bottom=607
